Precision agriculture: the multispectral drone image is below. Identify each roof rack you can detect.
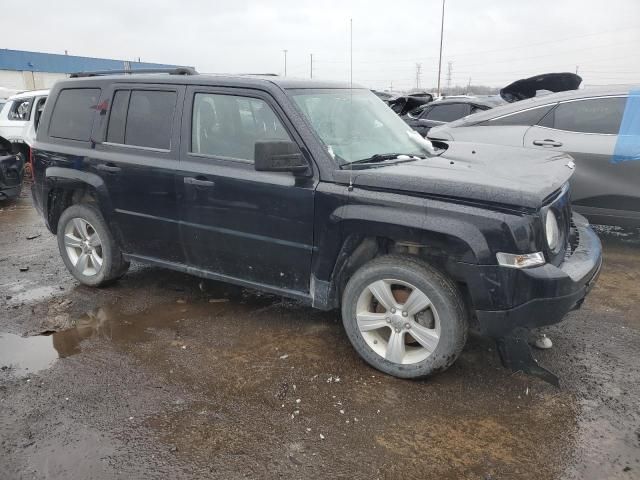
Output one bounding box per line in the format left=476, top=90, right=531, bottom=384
left=69, top=67, right=198, bottom=78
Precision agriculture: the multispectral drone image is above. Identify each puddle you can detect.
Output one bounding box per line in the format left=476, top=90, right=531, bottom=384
left=0, top=333, right=59, bottom=377
left=0, top=295, right=249, bottom=378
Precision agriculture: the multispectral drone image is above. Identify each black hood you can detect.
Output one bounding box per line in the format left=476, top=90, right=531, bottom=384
left=500, top=73, right=582, bottom=103
left=339, top=142, right=575, bottom=209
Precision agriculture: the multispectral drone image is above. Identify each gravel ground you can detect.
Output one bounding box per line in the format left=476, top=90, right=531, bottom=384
left=1, top=190, right=638, bottom=480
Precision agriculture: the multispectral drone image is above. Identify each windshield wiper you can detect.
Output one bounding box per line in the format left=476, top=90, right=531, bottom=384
left=342, top=153, right=424, bottom=168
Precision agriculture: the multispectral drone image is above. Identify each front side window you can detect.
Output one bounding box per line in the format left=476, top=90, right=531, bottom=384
left=542, top=97, right=626, bottom=134
left=8, top=97, right=34, bottom=121
left=486, top=104, right=555, bottom=127
left=49, top=89, right=100, bottom=141
left=191, top=93, right=291, bottom=162
left=290, top=89, right=432, bottom=164
left=425, top=103, right=470, bottom=122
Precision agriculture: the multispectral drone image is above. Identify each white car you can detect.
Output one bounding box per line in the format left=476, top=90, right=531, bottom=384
left=0, top=89, right=49, bottom=156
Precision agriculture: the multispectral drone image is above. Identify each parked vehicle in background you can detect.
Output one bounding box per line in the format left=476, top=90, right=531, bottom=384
left=0, top=89, right=49, bottom=161
left=402, top=96, right=502, bottom=137
left=429, top=85, right=640, bottom=228
left=387, top=92, right=433, bottom=115
left=31, top=69, right=601, bottom=383
left=0, top=135, right=25, bottom=201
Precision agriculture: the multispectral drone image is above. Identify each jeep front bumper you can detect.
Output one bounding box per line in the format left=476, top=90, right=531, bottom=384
left=473, top=213, right=602, bottom=338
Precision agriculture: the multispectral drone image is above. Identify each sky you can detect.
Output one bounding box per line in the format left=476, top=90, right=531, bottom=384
left=3, top=0, right=639, bottom=91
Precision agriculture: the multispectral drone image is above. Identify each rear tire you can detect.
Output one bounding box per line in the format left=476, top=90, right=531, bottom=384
left=341, top=255, right=467, bottom=379
left=57, top=203, right=129, bottom=287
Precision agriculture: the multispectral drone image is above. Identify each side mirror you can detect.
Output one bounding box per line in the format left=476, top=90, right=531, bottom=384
left=254, top=141, right=309, bottom=174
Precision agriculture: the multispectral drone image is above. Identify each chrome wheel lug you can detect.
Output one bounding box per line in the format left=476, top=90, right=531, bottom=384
left=390, top=308, right=396, bottom=314
left=402, top=311, right=408, bottom=317
left=404, top=323, right=411, bottom=329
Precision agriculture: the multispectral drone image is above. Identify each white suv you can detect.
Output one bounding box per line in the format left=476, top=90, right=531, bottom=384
left=0, top=89, right=49, bottom=157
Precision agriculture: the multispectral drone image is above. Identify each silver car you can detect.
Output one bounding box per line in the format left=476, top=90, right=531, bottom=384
left=429, top=85, right=640, bottom=227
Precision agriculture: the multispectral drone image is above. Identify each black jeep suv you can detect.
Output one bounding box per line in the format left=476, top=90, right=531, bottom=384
left=31, top=68, right=602, bottom=382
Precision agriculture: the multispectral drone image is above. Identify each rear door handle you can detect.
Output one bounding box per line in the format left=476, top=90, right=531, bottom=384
left=533, top=139, right=563, bottom=147
left=96, top=163, right=121, bottom=173
left=184, top=176, right=215, bottom=187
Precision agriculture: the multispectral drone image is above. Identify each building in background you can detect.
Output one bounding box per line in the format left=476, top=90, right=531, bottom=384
left=0, top=49, right=182, bottom=97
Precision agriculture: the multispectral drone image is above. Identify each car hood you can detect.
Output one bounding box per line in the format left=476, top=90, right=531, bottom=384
left=340, top=142, right=575, bottom=209
left=500, top=72, right=582, bottom=102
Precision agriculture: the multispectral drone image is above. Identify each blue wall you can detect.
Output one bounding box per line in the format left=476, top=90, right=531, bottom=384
left=0, top=49, right=183, bottom=74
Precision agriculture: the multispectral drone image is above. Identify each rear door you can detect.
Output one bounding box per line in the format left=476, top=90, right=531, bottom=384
left=523, top=96, right=639, bottom=225
left=91, top=84, right=186, bottom=262
left=178, top=86, right=316, bottom=294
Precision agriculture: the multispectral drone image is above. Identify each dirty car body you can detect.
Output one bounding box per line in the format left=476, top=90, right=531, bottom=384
left=31, top=71, right=602, bottom=383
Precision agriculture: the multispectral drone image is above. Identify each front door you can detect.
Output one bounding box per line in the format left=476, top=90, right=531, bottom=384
left=91, top=84, right=186, bottom=263
left=524, top=95, right=640, bottom=225
left=177, top=87, right=316, bottom=293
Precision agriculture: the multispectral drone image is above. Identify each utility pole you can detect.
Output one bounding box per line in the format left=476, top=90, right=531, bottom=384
left=389, top=80, right=393, bottom=92
left=436, top=0, right=446, bottom=97
left=310, top=53, right=313, bottom=79
left=415, top=63, right=422, bottom=90
left=467, top=77, right=471, bottom=94
left=446, top=61, right=453, bottom=94
left=283, top=49, right=288, bottom=76
left=576, top=65, right=579, bottom=75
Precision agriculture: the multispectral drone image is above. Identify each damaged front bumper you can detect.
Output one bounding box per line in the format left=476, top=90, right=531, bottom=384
left=473, top=213, right=602, bottom=385
left=475, top=213, right=602, bottom=337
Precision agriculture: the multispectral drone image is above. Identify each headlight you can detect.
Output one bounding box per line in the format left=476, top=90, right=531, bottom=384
left=545, top=209, right=560, bottom=252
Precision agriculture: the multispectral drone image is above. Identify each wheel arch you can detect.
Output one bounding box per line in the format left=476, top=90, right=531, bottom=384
left=44, top=167, right=114, bottom=235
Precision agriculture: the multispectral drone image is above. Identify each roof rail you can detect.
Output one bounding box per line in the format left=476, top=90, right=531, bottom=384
left=69, top=67, right=198, bottom=78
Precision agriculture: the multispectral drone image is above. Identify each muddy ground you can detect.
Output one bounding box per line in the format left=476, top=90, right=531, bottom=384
left=1, top=190, right=638, bottom=480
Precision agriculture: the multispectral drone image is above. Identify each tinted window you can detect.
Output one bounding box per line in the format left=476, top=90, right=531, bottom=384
left=544, top=97, right=626, bottom=134
left=49, top=89, right=100, bottom=141
left=486, top=104, right=555, bottom=126
left=191, top=93, right=291, bottom=162
left=124, top=90, right=176, bottom=149
left=425, top=103, right=470, bottom=122
left=106, top=90, right=130, bottom=144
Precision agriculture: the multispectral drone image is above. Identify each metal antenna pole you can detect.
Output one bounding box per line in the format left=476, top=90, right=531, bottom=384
left=350, top=18, right=353, bottom=87
left=283, top=49, right=288, bottom=76
left=436, top=0, right=446, bottom=97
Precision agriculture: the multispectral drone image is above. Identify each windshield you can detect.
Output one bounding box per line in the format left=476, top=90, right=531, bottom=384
left=289, top=89, right=432, bottom=164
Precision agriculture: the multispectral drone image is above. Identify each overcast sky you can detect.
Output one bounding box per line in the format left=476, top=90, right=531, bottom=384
left=3, top=0, right=639, bottom=91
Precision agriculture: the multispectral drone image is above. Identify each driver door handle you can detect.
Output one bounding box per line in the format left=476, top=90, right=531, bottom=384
left=96, top=163, right=121, bottom=173
left=533, top=139, right=563, bottom=147
left=184, top=176, right=215, bottom=187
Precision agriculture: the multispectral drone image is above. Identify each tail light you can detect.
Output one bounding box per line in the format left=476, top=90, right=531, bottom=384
left=28, top=146, right=34, bottom=179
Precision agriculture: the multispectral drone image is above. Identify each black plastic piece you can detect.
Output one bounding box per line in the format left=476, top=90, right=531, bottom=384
left=70, top=67, right=198, bottom=78
left=496, top=328, right=560, bottom=387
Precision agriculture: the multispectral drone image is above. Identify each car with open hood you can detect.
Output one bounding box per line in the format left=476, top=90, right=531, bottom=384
left=31, top=69, right=601, bottom=383
left=428, top=84, right=640, bottom=228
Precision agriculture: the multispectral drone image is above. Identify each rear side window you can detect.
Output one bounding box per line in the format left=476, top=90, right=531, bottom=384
left=486, top=104, right=555, bottom=126
left=541, top=97, right=626, bottom=134
left=49, top=89, right=100, bottom=141
left=191, top=93, right=291, bottom=162
left=105, top=90, right=177, bottom=149
left=8, top=97, right=34, bottom=121
left=425, top=103, right=470, bottom=122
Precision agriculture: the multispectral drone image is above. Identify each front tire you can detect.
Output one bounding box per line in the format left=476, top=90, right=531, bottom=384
left=341, top=255, right=467, bottom=379
left=57, top=203, right=129, bottom=287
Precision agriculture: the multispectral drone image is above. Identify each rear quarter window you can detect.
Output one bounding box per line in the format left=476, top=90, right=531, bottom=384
left=49, top=88, right=101, bottom=141
left=485, top=104, right=555, bottom=126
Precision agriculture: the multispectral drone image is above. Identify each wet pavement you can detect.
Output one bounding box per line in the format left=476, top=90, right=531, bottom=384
left=1, top=190, right=639, bottom=479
